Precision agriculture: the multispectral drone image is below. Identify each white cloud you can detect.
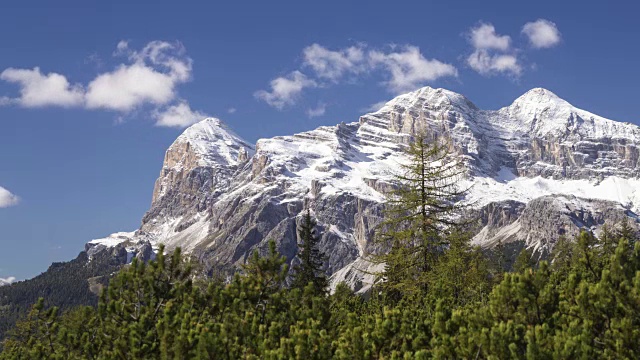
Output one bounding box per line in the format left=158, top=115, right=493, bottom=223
left=469, top=23, right=511, bottom=50
left=254, top=71, right=316, bottom=109
left=306, top=102, right=326, bottom=118
left=467, top=49, right=521, bottom=76
left=257, top=44, right=456, bottom=107
left=0, top=186, right=19, bottom=208
left=0, top=41, right=194, bottom=115
left=0, top=277, right=16, bottom=286
left=369, top=46, right=458, bottom=93
left=227, top=107, right=237, bottom=114
left=86, top=64, right=178, bottom=111
left=0, top=67, right=84, bottom=107
left=466, top=23, right=522, bottom=77
left=115, top=40, right=129, bottom=55
left=522, top=19, right=561, bottom=48
left=303, top=43, right=365, bottom=81
left=362, top=100, right=388, bottom=113
left=153, top=100, right=207, bottom=128
left=86, top=41, right=192, bottom=112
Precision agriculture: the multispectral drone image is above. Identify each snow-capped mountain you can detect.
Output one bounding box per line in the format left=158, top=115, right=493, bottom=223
left=88, top=86, right=640, bottom=292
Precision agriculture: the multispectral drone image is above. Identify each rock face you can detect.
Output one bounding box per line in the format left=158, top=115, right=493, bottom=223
left=496, top=89, right=640, bottom=180
left=86, top=86, right=640, bottom=291
left=471, top=195, right=638, bottom=253
left=139, top=118, right=255, bottom=251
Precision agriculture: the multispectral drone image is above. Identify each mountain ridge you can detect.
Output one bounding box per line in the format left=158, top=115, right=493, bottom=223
left=80, top=86, right=640, bottom=291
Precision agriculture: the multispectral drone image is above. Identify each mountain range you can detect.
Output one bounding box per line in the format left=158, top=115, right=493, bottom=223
left=77, top=86, right=640, bottom=292
left=3, top=85, right=640, bottom=301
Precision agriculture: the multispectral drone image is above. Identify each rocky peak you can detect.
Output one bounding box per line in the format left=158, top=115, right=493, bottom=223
left=169, top=117, right=255, bottom=168
left=511, top=87, right=564, bottom=107
left=357, top=87, right=484, bottom=163
left=499, top=88, right=640, bottom=141
left=370, top=86, right=479, bottom=122
left=141, top=118, right=255, bottom=243
left=151, top=118, right=255, bottom=206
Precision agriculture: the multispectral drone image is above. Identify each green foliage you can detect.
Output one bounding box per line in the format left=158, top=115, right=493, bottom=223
left=291, top=210, right=328, bottom=296
left=436, top=232, right=492, bottom=303
left=0, top=249, right=126, bottom=341
left=3, top=226, right=640, bottom=359
left=373, top=133, right=468, bottom=298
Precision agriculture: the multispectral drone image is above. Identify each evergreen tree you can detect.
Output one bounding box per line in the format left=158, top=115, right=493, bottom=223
left=291, top=210, right=328, bottom=295
left=7, top=200, right=640, bottom=358
left=373, top=133, right=467, bottom=297
left=494, top=240, right=508, bottom=273
left=616, top=217, right=637, bottom=244
left=512, top=246, right=537, bottom=273
left=239, top=240, right=289, bottom=308
left=428, top=230, right=493, bottom=306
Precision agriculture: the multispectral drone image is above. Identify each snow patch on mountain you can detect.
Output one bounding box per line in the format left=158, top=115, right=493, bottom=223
left=88, top=231, right=137, bottom=247
left=144, top=215, right=210, bottom=252
left=498, top=88, right=640, bottom=141
left=465, top=167, right=640, bottom=211
left=170, top=117, right=255, bottom=169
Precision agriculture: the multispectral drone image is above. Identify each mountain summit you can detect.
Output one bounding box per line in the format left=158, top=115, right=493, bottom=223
left=88, top=87, right=640, bottom=291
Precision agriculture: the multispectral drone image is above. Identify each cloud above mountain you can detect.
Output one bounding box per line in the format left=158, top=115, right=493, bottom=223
left=469, top=23, right=511, bottom=51
left=0, top=186, right=19, bottom=208
left=254, top=71, right=317, bottom=109
left=0, top=41, right=203, bottom=128
left=522, top=19, right=561, bottom=48
left=0, top=67, right=84, bottom=107
left=153, top=100, right=208, bottom=128
left=369, top=46, right=458, bottom=93
left=85, top=41, right=192, bottom=112
left=306, top=101, right=326, bottom=118
left=466, top=23, right=522, bottom=77
left=256, top=43, right=458, bottom=109
left=465, top=19, right=561, bottom=78
left=302, top=44, right=366, bottom=82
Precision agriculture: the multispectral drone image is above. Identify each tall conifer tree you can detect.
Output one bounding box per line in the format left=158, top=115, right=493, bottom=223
left=373, top=133, right=467, bottom=297
left=291, top=210, right=328, bottom=295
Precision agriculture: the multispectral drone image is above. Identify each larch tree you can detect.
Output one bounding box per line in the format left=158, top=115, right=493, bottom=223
left=372, top=132, right=468, bottom=298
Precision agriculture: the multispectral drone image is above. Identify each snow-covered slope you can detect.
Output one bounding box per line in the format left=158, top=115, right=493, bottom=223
left=498, top=88, right=640, bottom=141
left=85, top=87, right=640, bottom=292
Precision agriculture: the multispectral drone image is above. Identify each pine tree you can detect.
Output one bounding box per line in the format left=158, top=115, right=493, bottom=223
left=373, top=132, right=467, bottom=297
left=291, top=210, right=328, bottom=295
left=240, top=240, right=289, bottom=308
left=513, top=246, right=537, bottom=273
left=616, top=217, right=637, bottom=244
left=428, top=231, right=492, bottom=306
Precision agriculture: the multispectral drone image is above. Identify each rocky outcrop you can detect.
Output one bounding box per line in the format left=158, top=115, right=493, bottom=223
left=472, top=195, right=639, bottom=254
left=140, top=118, right=254, bottom=246
left=498, top=88, right=640, bottom=180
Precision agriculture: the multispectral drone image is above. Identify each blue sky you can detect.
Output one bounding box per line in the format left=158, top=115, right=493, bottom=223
left=1, top=0, right=639, bottom=281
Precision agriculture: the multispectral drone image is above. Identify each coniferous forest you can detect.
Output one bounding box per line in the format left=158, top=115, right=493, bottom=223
left=2, top=136, right=640, bottom=359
